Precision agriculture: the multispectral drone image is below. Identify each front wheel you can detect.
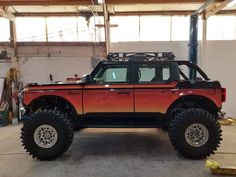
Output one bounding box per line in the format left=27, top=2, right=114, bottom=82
left=168, top=108, right=222, bottom=159
left=21, top=110, right=74, bottom=160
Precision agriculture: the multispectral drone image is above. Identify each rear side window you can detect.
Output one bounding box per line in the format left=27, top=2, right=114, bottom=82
left=138, top=68, right=155, bottom=82
left=138, top=65, right=171, bottom=83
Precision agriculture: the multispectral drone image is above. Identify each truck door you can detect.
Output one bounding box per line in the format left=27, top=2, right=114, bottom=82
left=134, top=63, right=179, bottom=114
left=83, top=64, right=134, bottom=114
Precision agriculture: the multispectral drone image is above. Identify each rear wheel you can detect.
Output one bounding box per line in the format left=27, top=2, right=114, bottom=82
left=21, top=110, right=74, bottom=160
left=168, top=108, right=222, bottom=159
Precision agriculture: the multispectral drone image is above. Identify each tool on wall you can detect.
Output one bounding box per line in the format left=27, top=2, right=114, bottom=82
left=49, top=74, right=53, bottom=83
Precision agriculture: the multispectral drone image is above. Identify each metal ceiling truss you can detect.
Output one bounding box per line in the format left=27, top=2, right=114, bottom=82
left=0, top=0, right=224, bottom=6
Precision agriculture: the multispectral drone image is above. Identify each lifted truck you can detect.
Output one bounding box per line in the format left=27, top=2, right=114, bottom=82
left=20, top=52, right=225, bottom=160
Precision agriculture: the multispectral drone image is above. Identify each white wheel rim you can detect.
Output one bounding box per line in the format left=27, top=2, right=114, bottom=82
left=185, top=123, right=209, bottom=147
left=34, top=124, right=58, bottom=148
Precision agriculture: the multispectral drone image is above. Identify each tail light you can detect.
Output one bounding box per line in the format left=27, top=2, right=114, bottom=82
left=221, top=88, right=226, bottom=102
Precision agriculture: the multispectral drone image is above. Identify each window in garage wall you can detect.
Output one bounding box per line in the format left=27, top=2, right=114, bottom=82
left=110, top=16, right=139, bottom=42
left=89, top=16, right=105, bottom=42
left=47, top=16, right=104, bottom=42
left=171, top=16, right=190, bottom=41
left=140, top=16, right=171, bottom=41
left=207, top=15, right=236, bottom=40
left=110, top=15, right=191, bottom=42
left=0, top=18, right=10, bottom=42
left=16, top=17, right=46, bottom=41
left=76, top=17, right=91, bottom=41
left=15, top=16, right=103, bottom=42
left=47, top=17, right=78, bottom=41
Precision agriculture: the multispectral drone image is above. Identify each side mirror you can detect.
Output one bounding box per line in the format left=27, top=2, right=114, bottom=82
left=81, top=74, right=92, bottom=83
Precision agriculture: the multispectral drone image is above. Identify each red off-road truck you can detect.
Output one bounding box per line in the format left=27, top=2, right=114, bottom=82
left=20, top=52, right=225, bottom=160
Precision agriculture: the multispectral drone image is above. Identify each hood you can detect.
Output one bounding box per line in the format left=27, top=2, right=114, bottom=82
left=24, top=82, right=84, bottom=91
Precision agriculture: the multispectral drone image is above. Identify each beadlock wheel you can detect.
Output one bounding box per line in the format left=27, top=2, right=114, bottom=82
left=185, top=123, right=209, bottom=147
left=168, top=108, right=222, bottom=159
left=34, top=124, right=58, bottom=148
left=21, top=110, right=74, bottom=160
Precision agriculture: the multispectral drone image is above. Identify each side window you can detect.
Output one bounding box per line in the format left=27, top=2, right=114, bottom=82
left=138, top=68, right=155, bottom=82
left=94, top=66, right=129, bottom=83
left=138, top=65, right=171, bottom=83
left=163, top=67, right=170, bottom=80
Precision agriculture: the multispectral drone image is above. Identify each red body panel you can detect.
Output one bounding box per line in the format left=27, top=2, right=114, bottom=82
left=23, top=85, right=83, bottom=114
left=178, top=88, right=222, bottom=109
left=83, top=84, right=134, bottom=113
left=23, top=83, right=222, bottom=115
left=135, top=82, right=179, bottom=113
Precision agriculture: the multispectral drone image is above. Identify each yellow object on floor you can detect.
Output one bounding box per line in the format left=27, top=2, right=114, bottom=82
left=206, top=159, right=236, bottom=175
left=218, top=118, right=236, bottom=126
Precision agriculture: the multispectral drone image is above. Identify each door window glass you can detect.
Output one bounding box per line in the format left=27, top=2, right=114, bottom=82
left=94, top=66, right=129, bottom=83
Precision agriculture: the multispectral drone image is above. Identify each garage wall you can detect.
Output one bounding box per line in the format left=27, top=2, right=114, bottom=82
left=0, top=46, right=12, bottom=78
left=0, top=41, right=235, bottom=117
left=205, top=41, right=236, bottom=118
left=0, top=44, right=105, bottom=85
left=17, top=45, right=105, bottom=84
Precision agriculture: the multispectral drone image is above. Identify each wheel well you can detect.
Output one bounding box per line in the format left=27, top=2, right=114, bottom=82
left=167, top=95, right=219, bottom=120
left=26, top=95, right=77, bottom=116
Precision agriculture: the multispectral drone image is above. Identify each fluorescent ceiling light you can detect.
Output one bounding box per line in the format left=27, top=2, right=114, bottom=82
left=227, top=0, right=236, bottom=7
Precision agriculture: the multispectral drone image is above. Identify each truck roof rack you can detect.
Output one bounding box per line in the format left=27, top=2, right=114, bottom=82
left=106, top=52, right=175, bottom=62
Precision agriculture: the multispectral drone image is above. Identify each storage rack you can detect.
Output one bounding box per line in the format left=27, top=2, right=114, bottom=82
left=106, top=52, right=175, bottom=62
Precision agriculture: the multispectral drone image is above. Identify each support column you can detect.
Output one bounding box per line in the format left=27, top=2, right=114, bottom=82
left=9, top=20, right=19, bottom=119
left=10, top=20, right=18, bottom=68
left=103, top=2, right=110, bottom=55
left=201, top=13, right=207, bottom=71
left=188, top=14, right=198, bottom=80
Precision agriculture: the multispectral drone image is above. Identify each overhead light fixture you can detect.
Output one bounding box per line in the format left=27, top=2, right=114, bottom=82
left=227, top=0, right=236, bottom=7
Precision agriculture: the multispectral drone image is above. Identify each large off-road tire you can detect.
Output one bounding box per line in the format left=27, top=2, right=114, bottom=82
left=21, top=110, right=74, bottom=160
left=168, top=108, right=222, bottom=159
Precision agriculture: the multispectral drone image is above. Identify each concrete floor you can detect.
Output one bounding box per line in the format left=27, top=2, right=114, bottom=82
left=0, top=124, right=235, bottom=177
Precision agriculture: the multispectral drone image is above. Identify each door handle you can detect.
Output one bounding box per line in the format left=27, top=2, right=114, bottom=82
left=68, top=91, right=80, bottom=95
left=117, top=91, right=130, bottom=95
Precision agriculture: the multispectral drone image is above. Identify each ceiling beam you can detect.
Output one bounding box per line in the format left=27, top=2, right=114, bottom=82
left=12, top=10, right=236, bottom=17
left=0, top=0, right=92, bottom=6
left=0, top=0, right=224, bottom=6
left=206, top=0, right=235, bottom=18
left=193, top=0, right=215, bottom=15
left=106, top=0, right=223, bottom=4
left=0, top=6, right=15, bottom=20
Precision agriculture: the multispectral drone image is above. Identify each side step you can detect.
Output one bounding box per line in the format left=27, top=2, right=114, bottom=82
left=82, top=124, right=161, bottom=128
left=78, top=119, right=163, bottom=128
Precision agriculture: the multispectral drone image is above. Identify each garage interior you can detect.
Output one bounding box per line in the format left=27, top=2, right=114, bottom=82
left=0, top=0, right=236, bottom=177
